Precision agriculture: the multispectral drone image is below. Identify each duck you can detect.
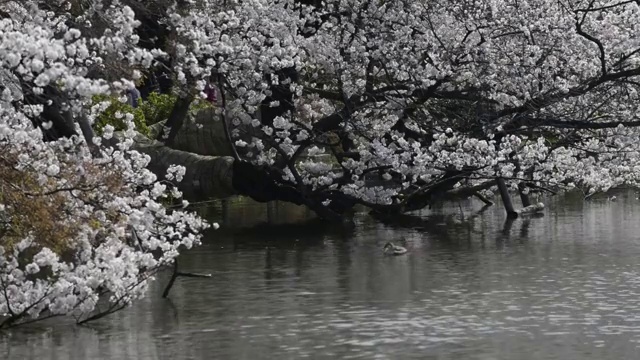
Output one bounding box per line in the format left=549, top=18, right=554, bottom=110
left=383, top=242, right=407, bottom=255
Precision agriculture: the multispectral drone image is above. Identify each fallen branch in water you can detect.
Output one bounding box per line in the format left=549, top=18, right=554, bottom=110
left=162, top=258, right=212, bottom=298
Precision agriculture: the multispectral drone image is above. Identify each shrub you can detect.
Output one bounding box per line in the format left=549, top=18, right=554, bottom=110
left=92, top=95, right=149, bottom=136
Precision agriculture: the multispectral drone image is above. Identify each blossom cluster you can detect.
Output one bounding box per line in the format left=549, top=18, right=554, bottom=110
left=0, top=0, right=209, bottom=327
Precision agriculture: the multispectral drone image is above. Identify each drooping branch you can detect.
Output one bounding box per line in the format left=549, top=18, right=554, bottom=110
left=575, top=0, right=637, bottom=12
left=496, top=67, right=640, bottom=122
left=575, top=1, right=608, bottom=77
left=496, top=177, right=518, bottom=218
left=162, top=258, right=211, bottom=298
left=505, top=114, right=640, bottom=131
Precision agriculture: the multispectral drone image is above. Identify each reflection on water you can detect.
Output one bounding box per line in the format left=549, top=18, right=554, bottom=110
left=4, top=192, right=640, bottom=359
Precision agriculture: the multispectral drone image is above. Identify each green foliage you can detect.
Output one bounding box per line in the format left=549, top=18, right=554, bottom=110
left=92, top=92, right=216, bottom=136
left=139, top=92, right=177, bottom=126
left=191, top=97, right=215, bottom=113
left=136, top=92, right=214, bottom=125
left=92, top=95, right=150, bottom=136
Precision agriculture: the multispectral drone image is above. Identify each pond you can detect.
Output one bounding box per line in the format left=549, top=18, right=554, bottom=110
left=3, top=191, right=640, bottom=359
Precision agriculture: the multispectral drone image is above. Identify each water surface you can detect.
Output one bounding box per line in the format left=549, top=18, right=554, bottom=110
left=3, top=192, right=640, bottom=359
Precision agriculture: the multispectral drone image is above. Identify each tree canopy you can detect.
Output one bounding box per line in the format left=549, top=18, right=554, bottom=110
left=193, top=0, right=640, bottom=217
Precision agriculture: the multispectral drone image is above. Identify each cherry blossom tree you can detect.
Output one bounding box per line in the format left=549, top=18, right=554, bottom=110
left=20, top=0, right=638, bottom=220
left=190, top=0, right=640, bottom=219
left=1, top=0, right=639, bottom=327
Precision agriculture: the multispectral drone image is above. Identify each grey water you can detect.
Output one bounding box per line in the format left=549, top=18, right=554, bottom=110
left=3, top=191, right=640, bottom=359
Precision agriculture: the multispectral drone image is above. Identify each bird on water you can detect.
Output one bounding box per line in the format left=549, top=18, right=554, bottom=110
left=383, top=242, right=407, bottom=255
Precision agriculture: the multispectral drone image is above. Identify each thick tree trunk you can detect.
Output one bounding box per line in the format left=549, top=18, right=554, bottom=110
left=150, top=107, right=236, bottom=157
left=156, top=95, right=194, bottom=146
left=133, top=136, right=236, bottom=200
